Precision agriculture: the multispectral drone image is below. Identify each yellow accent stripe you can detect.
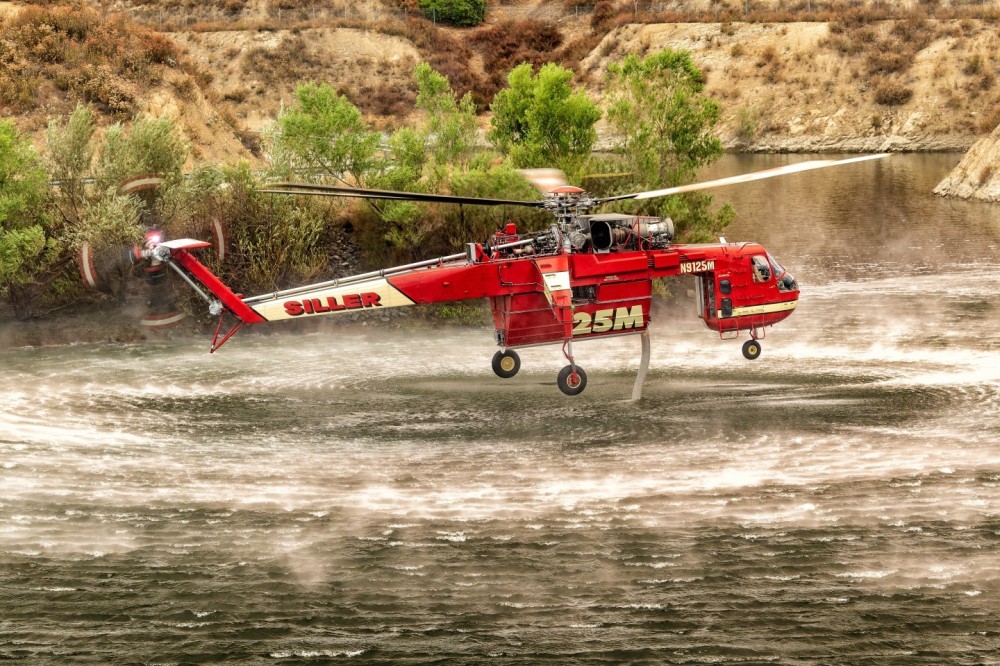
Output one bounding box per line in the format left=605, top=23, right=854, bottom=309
left=718, top=300, right=797, bottom=319
left=249, top=278, right=416, bottom=321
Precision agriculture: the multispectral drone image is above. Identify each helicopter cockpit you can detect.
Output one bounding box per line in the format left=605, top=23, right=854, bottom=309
left=752, top=252, right=797, bottom=293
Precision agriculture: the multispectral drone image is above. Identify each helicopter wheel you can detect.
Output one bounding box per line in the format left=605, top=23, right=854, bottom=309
left=492, top=350, right=521, bottom=378
left=742, top=339, right=762, bottom=360
left=557, top=365, right=587, bottom=396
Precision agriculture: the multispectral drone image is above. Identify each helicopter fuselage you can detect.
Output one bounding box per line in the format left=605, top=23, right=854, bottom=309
left=164, top=226, right=798, bottom=354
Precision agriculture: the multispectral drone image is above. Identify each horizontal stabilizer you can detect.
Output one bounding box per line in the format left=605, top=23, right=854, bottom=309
left=158, top=239, right=212, bottom=250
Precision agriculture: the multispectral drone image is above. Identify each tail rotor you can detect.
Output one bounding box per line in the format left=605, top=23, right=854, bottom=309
left=75, top=176, right=188, bottom=331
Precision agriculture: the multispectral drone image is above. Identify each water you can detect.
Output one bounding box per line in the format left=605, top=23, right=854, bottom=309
left=3, top=154, right=1000, bottom=664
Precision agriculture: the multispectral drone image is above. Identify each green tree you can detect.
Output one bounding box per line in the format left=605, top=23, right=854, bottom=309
left=45, top=104, right=97, bottom=226
left=0, top=120, right=56, bottom=318
left=414, top=61, right=478, bottom=170
left=216, top=164, right=328, bottom=292
left=605, top=49, right=733, bottom=242
left=364, top=64, right=481, bottom=261
left=271, top=82, right=383, bottom=186
left=47, top=112, right=189, bottom=254
left=97, top=115, right=188, bottom=190
left=488, top=62, right=600, bottom=178
left=419, top=0, right=485, bottom=26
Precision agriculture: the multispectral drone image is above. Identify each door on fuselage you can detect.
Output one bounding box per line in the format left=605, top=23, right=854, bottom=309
left=696, top=273, right=716, bottom=322
left=696, top=272, right=734, bottom=330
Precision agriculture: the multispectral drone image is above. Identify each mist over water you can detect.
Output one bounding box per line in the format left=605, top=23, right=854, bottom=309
left=3, top=154, right=1000, bottom=663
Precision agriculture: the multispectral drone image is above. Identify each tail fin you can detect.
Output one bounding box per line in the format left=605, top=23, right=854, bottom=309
left=148, top=239, right=264, bottom=351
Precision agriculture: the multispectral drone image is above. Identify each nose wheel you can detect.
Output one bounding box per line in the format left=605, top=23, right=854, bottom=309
left=742, top=339, right=762, bottom=360
left=492, top=349, right=521, bottom=378
left=557, top=365, right=587, bottom=395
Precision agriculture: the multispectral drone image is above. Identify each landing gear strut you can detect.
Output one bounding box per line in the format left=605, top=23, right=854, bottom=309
left=492, top=349, right=521, bottom=378
left=742, top=339, right=762, bottom=360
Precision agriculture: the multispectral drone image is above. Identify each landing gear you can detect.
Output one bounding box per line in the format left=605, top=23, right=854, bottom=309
left=742, top=339, right=762, bottom=360
left=492, top=349, right=521, bottom=378
left=557, top=365, right=587, bottom=396
left=556, top=339, right=587, bottom=396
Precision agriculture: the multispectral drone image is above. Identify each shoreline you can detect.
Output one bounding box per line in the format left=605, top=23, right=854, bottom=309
left=0, top=300, right=478, bottom=352
left=0, top=146, right=980, bottom=351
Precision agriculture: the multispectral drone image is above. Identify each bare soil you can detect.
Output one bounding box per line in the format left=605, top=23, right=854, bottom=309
left=167, top=15, right=1000, bottom=153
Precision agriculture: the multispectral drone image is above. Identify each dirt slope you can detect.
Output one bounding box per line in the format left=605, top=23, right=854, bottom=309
left=9, top=1, right=1000, bottom=161
left=170, top=27, right=420, bottom=132
left=168, top=15, right=1000, bottom=153
left=584, top=20, right=999, bottom=152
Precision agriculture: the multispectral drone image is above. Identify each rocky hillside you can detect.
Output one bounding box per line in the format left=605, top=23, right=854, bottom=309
left=0, top=2, right=250, bottom=164
left=934, top=125, right=1000, bottom=201
left=4, top=0, right=1000, bottom=158
left=168, top=5, right=1000, bottom=154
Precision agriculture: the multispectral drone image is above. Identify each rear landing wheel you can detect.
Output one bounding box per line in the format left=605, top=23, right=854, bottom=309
left=742, top=339, right=762, bottom=360
left=557, top=365, right=587, bottom=396
left=492, top=349, right=521, bottom=378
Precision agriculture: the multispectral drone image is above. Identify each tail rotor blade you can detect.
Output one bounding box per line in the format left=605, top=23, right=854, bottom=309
left=77, top=242, right=141, bottom=291
left=140, top=229, right=185, bottom=330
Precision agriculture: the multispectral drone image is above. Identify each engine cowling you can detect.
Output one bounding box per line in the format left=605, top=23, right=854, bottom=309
left=588, top=214, right=674, bottom=251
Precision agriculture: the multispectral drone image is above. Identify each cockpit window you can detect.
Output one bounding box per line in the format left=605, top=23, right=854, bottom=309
left=778, top=274, right=798, bottom=292
left=751, top=255, right=771, bottom=282
left=766, top=251, right=785, bottom=277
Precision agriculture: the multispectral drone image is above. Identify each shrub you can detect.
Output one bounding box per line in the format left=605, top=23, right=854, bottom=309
left=78, top=64, right=137, bottom=116
left=470, top=20, right=564, bottom=100
left=963, top=53, right=983, bottom=75
left=755, top=45, right=777, bottom=67
left=0, top=120, right=57, bottom=319
left=351, top=82, right=417, bottom=117
left=867, top=50, right=908, bottom=75
left=591, top=0, right=617, bottom=30
left=979, top=106, right=1000, bottom=133
left=736, top=106, right=761, bottom=145
left=419, top=0, right=485, bottom=27
left=874, top=81, right=913, bottom=105
left=97, top=115, right=189, bottom=188
left=240, top=34, right=323, bottom=88
left=0, top=5, right=180, bottom=115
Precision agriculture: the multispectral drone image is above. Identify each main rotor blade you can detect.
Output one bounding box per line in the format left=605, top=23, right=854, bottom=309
left=262, top=183, right=545, bottom=208
left=596, top=153, right=890, bottom=204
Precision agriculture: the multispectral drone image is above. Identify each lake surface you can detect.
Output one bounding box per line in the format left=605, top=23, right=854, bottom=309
left=3, top=153, right=1000, bottom=663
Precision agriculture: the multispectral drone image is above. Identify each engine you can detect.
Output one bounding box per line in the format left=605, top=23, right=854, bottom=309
left=581, top=214, right=674, bottom=252
left=487, top=214, right=674, bottom=260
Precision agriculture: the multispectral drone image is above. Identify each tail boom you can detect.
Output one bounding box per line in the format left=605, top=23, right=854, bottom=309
left=154, top=240, right=495, bottom=332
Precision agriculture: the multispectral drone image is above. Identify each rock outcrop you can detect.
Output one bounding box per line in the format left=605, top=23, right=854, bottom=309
left=934, top=124, right=1000, bottom=201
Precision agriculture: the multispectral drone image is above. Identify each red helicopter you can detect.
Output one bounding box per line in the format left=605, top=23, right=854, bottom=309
left=145, top=154, right=886, bottom=396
